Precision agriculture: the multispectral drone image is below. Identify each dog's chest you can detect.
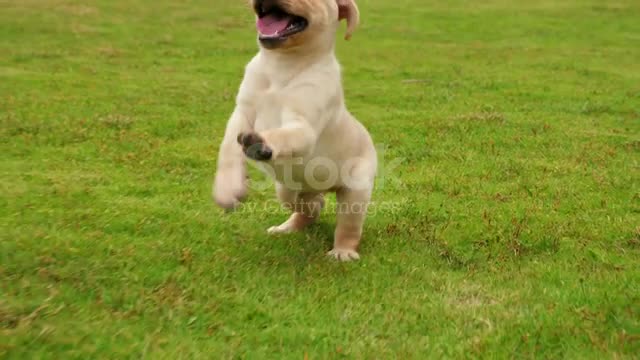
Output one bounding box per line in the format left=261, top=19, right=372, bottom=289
left=252, top=84, right=287, bottom=132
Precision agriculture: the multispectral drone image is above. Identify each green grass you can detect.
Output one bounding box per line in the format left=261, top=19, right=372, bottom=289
left=1, top=0, right=639, bottom=358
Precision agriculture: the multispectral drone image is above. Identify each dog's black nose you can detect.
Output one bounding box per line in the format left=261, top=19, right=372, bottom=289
left=254, top=0, right=278, bottom=16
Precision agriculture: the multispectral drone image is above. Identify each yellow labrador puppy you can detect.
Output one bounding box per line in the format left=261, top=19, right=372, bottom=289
left=213, top=0, right=376, bottom=261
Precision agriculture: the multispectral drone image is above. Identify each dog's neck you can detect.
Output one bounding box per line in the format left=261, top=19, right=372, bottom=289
left=258, top=41, right=337, bottom=85
left=260, top=43, right=335, bottom=64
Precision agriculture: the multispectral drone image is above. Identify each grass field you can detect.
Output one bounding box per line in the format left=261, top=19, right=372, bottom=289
left=1, top=0, right=639, bottom=358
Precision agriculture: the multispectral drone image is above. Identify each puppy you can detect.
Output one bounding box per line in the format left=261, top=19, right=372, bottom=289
left=213, top=0, right=376, bottom=261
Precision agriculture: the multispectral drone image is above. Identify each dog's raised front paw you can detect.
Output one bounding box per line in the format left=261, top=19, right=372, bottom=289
left=327, top=248, right=360, bottom=262
left=213, top=167, right=247, bottom=210
left=237, top=132, right=272, bottom=161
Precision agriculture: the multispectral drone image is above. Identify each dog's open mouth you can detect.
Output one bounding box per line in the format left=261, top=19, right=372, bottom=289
left=255, top=5, right=308, bottom=43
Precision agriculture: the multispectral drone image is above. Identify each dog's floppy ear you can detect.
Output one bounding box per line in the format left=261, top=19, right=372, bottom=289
left=337, top=0, right=360, bottom=40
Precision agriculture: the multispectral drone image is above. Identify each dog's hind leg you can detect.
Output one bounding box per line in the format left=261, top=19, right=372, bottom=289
left=328, top=187, right=372, bottom=261
left=268, top=184, right=324, bottom=234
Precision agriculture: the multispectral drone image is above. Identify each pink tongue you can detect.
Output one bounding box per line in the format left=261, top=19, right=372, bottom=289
left=257, top=14, right=291, bottom=36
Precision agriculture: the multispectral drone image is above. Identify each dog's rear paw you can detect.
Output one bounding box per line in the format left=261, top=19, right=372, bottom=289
left=267, top=213, right=315, bottom=235
left=327, top=248, right=360, bottom=262
left=267, top=224, right=294, bottom=235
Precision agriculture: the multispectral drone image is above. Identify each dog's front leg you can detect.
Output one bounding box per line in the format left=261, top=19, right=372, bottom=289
left=213, top=108, right=252, bottom=209
left=261, top=123, right=317, bottom=159
left=238, top=108, right=317, bottom=161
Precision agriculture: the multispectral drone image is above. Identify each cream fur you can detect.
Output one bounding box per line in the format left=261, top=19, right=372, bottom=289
left=213, top=0, right=376, bottom=261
